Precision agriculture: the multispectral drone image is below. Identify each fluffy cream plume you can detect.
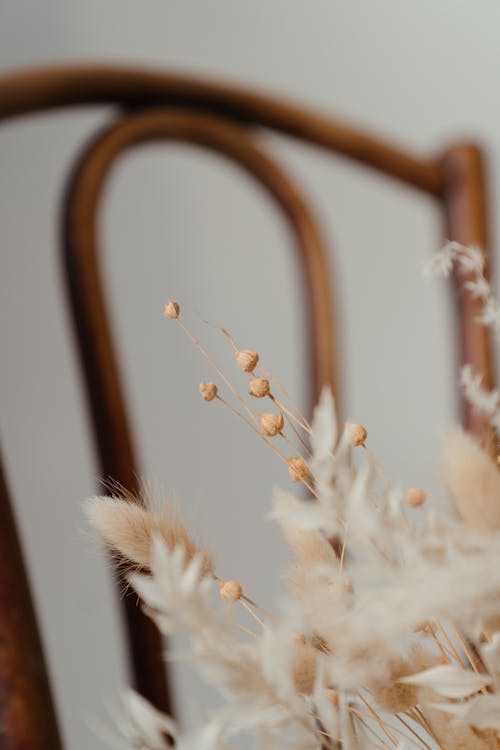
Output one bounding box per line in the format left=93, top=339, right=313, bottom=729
left=460, top=365, right=500, bottom=432
left=87, top=288, right=500, bottom=749
left=442, top=426, right=500, bottom=533
left=368, top=646, right=436, bottom=712
left=83, top=493, right=214, bottom=578
left=291, top=639, right=318, bottom=694
left=272, top=490, right=338, bottom=568
left=419, top=688, right=500, bottom=750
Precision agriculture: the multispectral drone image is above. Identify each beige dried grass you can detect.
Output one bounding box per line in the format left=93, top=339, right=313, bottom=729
left=442, top=426, right=500, bottom=533
left=84, top=491, right=214, bottom=578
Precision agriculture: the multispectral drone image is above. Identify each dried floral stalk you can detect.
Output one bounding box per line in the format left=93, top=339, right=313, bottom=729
left=84, top=244, right=500, bottom=750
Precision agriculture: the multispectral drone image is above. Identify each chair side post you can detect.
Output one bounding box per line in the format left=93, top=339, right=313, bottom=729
left=0, top=455, right=63, bottom=749
left=440, top=142, right=495, bottom=440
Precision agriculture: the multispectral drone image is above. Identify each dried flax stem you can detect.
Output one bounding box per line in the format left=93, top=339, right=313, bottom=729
left=241, top=594, right=282, bottom=625
left=406, top=708, right=443, bottom=750
left=356, top=693, right=399, bottom=746
left=394, top=714, right=434, bottom=750
left=363, top=445, right=391, bottom=490
left=313, top=725, right=340, bottom=749
left=303, top=717, right=338, bottom=750
left=339, top=522, right=348, bottom=571
left=423, top=623, right=452, bottom=663
left=259, top=367, right=313, bottom=432
left=356, top=709, right=429, bottom=750
left=348, top=708, right=393, bottom=749
left=433, top=619, right=466, bottom=669
left=270, top=394, right=312, bottom=434
left=367, top=494, right=382, bottom=512
left=204, top=322, right=238, bottom=352
left=450, top=624, right=488, bottom=686
left=279, top=433, right=315, bottom=478
left=176, top=319, right=259, bottom=428
left=238, top=598, right=267, bottom=629
left=215, top=395, right=309, bottom=490
left=217, top=394, right=303, bottom=475
left=279, top=430, right=303, bottom=455
left=280, top=411, right=313, bottom=455
left=302, top=478, right=319, bottom=498
left=234, top=623, right=259, bottom=639
left=208, top=321, right=311, bottom=433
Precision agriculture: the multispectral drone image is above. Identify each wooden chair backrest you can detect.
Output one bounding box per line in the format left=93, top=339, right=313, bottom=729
left=0, top=64, right=494, bottom=749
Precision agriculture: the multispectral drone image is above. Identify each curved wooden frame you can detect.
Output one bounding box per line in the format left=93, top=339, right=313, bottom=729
left=0, top=64, right=494, bottom=749
left=63, top=106, right=336, bottom=714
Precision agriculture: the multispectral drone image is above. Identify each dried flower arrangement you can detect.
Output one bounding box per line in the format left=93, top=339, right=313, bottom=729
left=84, top=242, right=500, bottom=749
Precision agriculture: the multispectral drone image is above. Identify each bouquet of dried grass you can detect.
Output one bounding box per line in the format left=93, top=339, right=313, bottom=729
left=85, top=243, right=500, bottom=749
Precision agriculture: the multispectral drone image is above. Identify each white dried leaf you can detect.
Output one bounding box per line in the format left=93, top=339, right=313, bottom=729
left=399, top=664, right=492, bottom=698
left=430, top=694, right=500, bottom=731
left=123, top=689, right=176, bottom=749
left=311, top=386, right=337, bottom=463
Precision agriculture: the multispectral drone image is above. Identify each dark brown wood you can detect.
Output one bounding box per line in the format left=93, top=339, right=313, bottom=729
left=0, top=454, right=63, bottom=750
left=62, top=107, right=336, bottom=713
left=440, top=142, right=495, bottom=439
left=0, top=64, right=443, bottom=194
left=0, top=63, right=494, bottom=744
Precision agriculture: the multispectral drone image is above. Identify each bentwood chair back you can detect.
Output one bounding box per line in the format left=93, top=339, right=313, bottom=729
left=0, top=64, right=494, bottom=749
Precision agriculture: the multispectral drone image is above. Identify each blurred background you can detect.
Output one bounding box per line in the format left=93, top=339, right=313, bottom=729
left=1, top=1, right=499, bottom=747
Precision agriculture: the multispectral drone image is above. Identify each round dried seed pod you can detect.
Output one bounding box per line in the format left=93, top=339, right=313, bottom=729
left=163, top=300, right=180, bottom=319
left=325, top=689, right=339, bottom=708
left=199, top=382, right=218, bottom=401
left=345, top=422, right=367, bottom=447
left=406, top=487, right=426, bottom=507
left=249, top=377, right=270, bottom=398
left=260, top=412, right=284, bottom=437
left=235, top=349, right=259, bottom=373
left=219, top=580, right=243, bottom=603
left=287, top=456, right=310, bottom=482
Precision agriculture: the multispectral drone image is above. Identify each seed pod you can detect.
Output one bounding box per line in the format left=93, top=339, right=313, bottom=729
left=199, top=382, right=218, bottom=402
left=163, top=300, right=180, bottom=319
left=325, top=689, right=339, bottom=708
left=235, top=349, right=259, bottom=373
left=219, top=580, right=243, bottom=603
left=260, top=412, right=284, bottom=437
left=249, top=377, right=270, bottom=398
left=345, top=422, right=367, bottom=447
left=406, top=487, right=425, bottom=507
left=288, top=456, right=310, bottom=482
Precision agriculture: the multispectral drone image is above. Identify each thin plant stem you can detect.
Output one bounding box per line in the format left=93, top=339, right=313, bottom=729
left=241, top=594, right=282, bottom=625
left=349, top=708, right=393, bottom=749
left=450, top=624, right=488, bottom=688
left=363, top=445, right=391, bottom=490
left=239, top=598, right=267, bottom=629
left=259, top=367, right=312, bottom=431
left=235, top=623, right=258, bottom=639
left=356, top=693, right=399, bottom=746
left=433, top=619, right=466, bottom=669
left=407, top=708, right=443, bottom=749
left=279, top=408, right=313, bottom=454
left=339, top=522, right=348, bottom=571
left=270, top=394, right=311, bottom=434
left=176, top=319, right=258, bottom=428
left=394, top=714, right=434, bottom=750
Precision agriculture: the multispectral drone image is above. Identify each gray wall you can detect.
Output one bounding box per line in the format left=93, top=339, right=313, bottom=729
left=1, top=1, right=499, bottom=747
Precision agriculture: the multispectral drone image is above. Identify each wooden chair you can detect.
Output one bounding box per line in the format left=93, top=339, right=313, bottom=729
left=0, top=64, right=494, bottom=749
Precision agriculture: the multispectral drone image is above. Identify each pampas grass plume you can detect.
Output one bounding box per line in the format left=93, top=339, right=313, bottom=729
left=84, top=493, right=214, bottom=578
left=442, top=426, right=500, bottom=533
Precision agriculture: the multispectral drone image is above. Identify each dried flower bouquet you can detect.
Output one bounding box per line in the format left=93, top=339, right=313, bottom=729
left=85, top=242, right=500, bottom=749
